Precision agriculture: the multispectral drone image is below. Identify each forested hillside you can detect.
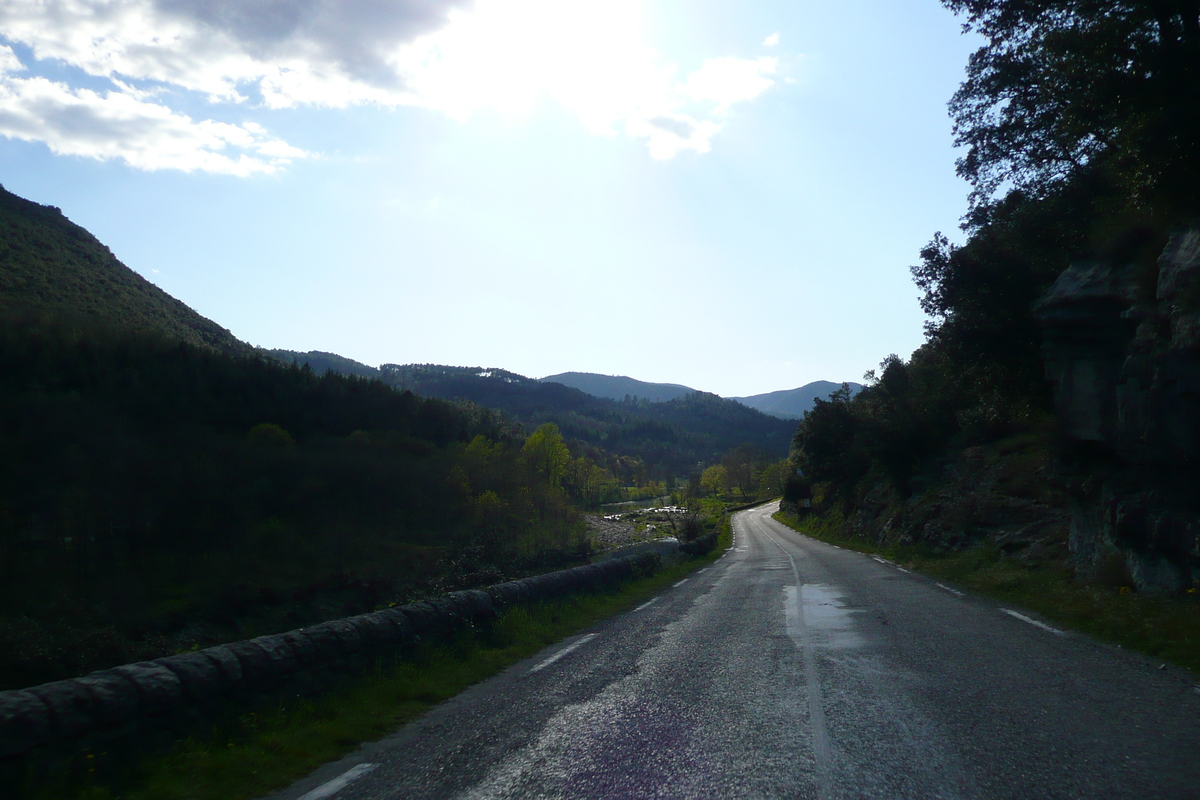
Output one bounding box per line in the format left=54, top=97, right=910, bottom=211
left=0, top=190, right=633, bottom=691
left=788, top=1, right=1200, bottom=593
left=0, top=317, right=616, bottom=690
left=0, top=186, right=250, bottom=355
left=270, top=348, right=382, bottom=379
left=539, top=371, right=696, bottom=403
left=381, top=364, right=795, bottom=482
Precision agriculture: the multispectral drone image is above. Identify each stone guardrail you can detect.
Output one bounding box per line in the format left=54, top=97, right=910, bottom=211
left=0, top=550, right=668, bottom=764
left=724, top=498, right=779, bottom=515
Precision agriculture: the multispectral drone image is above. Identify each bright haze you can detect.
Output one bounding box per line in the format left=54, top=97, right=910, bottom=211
left=0, top=0, right=980, bottom=398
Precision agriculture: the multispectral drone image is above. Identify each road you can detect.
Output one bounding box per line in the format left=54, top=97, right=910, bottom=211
left=269, top=503, right=1200, bottom=800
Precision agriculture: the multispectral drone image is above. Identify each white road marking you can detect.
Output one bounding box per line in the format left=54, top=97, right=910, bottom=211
left=872, top=556, right=889, bottom=564
left=698, top=567, right=710, bottom=574
left=1002, top=609, right=1065, bottom=636
left=935, top=583, right=964, bottom=597
left=296, top=763, right=378, bottom=800
left=633, top=597, right=658, bottom=612
left=528, top=634, right=598, bottom=674
left=894, top=566, right=911, bottom=574
left=673, top=579, right=688, bottom=587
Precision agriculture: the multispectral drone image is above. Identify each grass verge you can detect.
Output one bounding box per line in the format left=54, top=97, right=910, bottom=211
left=33, top=526, right=731, bottom=800
left=773, top=510, right=1200, bottom=676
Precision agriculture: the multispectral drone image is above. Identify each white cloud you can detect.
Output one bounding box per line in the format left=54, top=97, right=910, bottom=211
left=685, top=57, right=777, bottom=114
left=393, top=0, right=779, bottom=157
left=0, top=0, right=469, bottom=106
left=0, top=0, right=782, bottom=166
left=763, top=32, right=780, bottom=47
left=626, top=114, right=718, bottom=160
left=0, top=47, right=306, bottom=174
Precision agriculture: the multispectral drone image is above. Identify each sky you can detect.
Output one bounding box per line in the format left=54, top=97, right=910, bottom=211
left=0, top=0, right=982, bottom=398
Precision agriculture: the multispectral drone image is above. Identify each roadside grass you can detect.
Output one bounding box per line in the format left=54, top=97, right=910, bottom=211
left=36, top=524, right=732, bottom=800
left=773, top=510, right=1200, bottom=676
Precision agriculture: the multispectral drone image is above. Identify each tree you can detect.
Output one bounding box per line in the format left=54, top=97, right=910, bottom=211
left=700, top=464, right=728, bottom=496
left=946, top=0, right=1200, bottom=212
left=521, top=423, right=571, bottom=487
left=756, top=460, right=792, bottom=499
left=723, top=444, right=768, bottom=500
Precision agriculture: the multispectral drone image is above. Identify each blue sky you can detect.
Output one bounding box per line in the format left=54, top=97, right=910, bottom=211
left=0, top=0, right=980, bottom=397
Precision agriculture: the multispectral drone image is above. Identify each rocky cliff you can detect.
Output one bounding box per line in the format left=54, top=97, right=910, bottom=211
left=1037, top=228, right=1200, bottom=592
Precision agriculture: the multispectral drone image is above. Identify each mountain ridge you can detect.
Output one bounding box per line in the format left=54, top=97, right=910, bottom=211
left=379, top=363, right=795, bottom=478
left=0, top=184, right=251, bottom=355
left=733, top=381, right=863, bottom=420
left=539, top=369, right=862, bottom=420
left=540, top=371, right=695, bottom=403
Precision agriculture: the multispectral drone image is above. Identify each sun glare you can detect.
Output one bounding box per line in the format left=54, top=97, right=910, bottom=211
left=394, top=0, right=775, bottom=157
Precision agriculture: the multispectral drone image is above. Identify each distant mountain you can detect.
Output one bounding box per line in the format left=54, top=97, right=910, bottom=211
left=381, top=363, right=795, bottom=478
left=0, top=184, right=251, bottom=355
left=733, top=381, right=863, bottom=420
left=269, top=349, right=381, bottom=379
left=541, top=372, right=696, bottom=403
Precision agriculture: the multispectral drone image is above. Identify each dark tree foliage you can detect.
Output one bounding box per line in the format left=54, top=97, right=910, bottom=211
left=0, top=315, right=591, bottom=690
left=911, top=174, right=1114, bottom=410
left=793, top=355, right=968, bottom=507
left=793, top=1, right=1197, bottom=521
left=947, top=0, right=1200, bottom=211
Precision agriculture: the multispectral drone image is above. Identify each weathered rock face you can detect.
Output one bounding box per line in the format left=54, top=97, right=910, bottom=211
left=1037, top=228, right=1200, bottom=592
left=834, top=439, right=1070, bottom=565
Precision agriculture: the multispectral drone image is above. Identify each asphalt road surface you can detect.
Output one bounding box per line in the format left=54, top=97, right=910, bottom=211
left=268, top=503, right=1200, bottom=800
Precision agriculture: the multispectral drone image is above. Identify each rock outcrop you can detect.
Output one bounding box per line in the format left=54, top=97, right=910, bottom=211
left=1037, top=228, right=1200, bottom=592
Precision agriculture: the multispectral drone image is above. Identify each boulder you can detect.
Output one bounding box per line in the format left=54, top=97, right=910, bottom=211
left=198, top=646, right=244, bottom=687
left=277, top=630, right=322, bottom=668
left=374, top=609, right=416, bottom=646
left=249, top=635, right=300, bottom=676
left=28, top=680, right=97, bottom=739
left=396, top=603, right=437, bottom=637
left=72, top=670, right=139, bottom=727
left=156, top=652, right=227, bottom=701
left=0, top=690, right=54, bottom=758
left=344, top=613, right=394, bottom=652
left=222, top=641, right=279, bottom=686
left=112, top=662, right=185, bottom=716
left=446, top=590, right=494, bottom=623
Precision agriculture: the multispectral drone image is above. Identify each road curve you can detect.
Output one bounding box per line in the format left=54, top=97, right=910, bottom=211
left=268, top=503, right=1200, bottom=800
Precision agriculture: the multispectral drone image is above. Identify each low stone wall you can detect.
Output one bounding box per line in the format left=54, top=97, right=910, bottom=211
left=0, top=551, right=663, bottom=766
left=680, top=531, right=719, bottom=556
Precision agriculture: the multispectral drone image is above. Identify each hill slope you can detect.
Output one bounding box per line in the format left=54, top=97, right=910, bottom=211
left=540, top=371, right=696, bottom=402
left=270, top=349, right=382, bottom=379
left=382, top=364, right=795, bottom=478
left=0, top=185, right=250, bottom=354
left=733, top=381, right=863, bottom=419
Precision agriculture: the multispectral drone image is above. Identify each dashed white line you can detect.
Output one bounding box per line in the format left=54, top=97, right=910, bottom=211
left=698, top=567, right=710, bottom=574
left=633, top=597, right=659, bottom=612
left=528, top=634, right=598, bottom=673
left=872, top=556, right=889, bottom=564
left=673, top=578, right=688, bottom=587
left=1002, top=609, right=1065, bottom=636
left=935, top=583, right=964, bottom=597
left=297, top=763, right=378, bottom=800
left=894, top=566, right=911, bottom=573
